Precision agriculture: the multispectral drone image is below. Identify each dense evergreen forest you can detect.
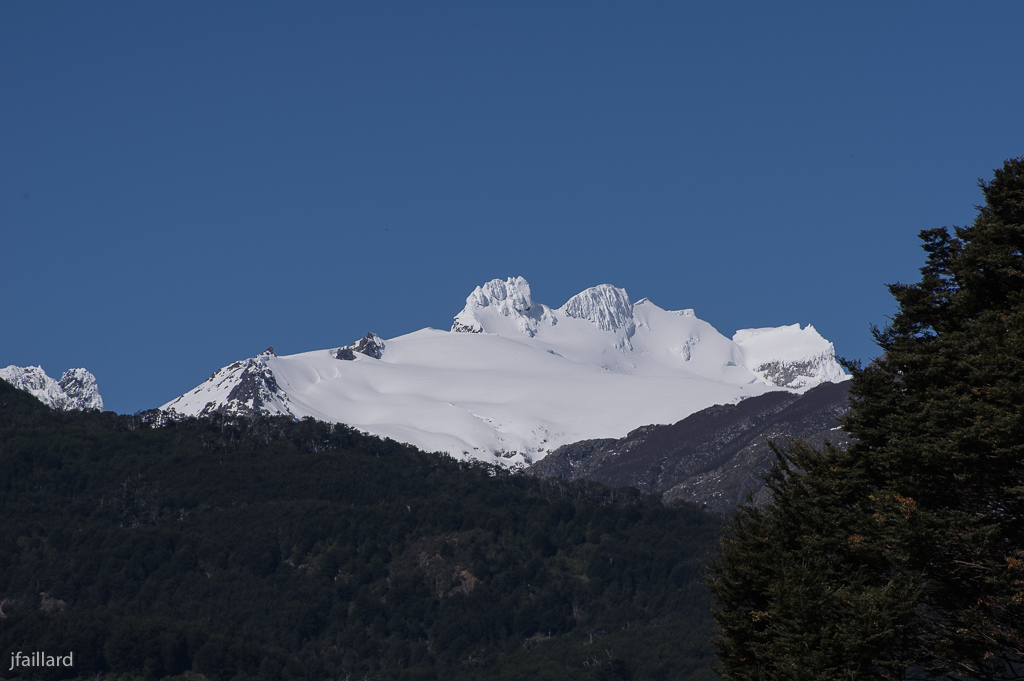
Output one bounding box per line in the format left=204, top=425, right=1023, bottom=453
left=0, top=378, right=722, bottom=681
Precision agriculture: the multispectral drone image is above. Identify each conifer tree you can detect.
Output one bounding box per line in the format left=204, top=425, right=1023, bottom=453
left=709, top=157, right=1024, bottom=680
left=709, top=440, right=918, bottom=680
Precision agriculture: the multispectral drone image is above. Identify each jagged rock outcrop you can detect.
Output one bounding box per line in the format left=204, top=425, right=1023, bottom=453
left=335, top=333, right=386, bottom=360
left=0, top=365, right=104, bottom=411
left=451, top=277, right=556, bottom=338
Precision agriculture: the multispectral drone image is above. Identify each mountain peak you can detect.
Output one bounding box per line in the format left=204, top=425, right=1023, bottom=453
left=0, top=365, right=104, bottom=411
left=452, top=277, right=553, bottom=337
left=163, top=351, right=289, bottom=419
left=558, top=284, right=635, bottom=334
left=733, top=324, right=847, bottom=389
left=453, top=278, right=639, bottom=338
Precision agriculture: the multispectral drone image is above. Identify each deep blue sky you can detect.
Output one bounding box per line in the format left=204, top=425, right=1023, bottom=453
left=3, top=2, right=1023, bottom=414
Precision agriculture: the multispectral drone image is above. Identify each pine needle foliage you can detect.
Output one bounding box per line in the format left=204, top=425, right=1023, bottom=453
left=708, top=157, right=1024, bottom=680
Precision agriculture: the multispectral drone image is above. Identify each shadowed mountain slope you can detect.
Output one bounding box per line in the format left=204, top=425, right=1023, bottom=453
left=528, top=381, right=851, bottom=514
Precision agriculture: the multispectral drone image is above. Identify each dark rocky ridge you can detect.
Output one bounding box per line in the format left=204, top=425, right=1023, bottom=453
left=528, top=381, right=851, bottom=514
left=335, top=333, right=386, bottom=360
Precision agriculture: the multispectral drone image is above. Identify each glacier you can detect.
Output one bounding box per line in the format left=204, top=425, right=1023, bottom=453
left=162, top=277, right=848, bottom=465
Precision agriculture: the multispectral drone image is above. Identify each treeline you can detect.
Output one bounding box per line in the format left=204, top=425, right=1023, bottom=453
left=0, top=380, right=721, bottom=681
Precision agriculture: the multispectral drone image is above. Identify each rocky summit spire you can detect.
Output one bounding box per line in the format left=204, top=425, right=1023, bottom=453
left=451, top=277, right=555, bottom=338
left=558, top=284, right=635, bottom=335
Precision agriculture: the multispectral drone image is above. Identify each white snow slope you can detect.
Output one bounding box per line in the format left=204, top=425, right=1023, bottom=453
left=1, top=365, right=104, bottom=411
left=163, top=277, right=848, bottom=465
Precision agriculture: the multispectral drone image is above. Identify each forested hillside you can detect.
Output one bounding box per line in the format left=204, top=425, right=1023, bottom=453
left=0, top=379, right=721, bottom=681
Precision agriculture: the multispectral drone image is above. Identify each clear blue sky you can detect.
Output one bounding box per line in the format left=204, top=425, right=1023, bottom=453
left=3, top=2, right=1023, bottom=414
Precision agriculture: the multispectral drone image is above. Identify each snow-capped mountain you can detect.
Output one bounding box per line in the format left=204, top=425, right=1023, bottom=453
left=733, top=324, right=847, bottom=389
left=162, top=277, right=847, bottom=465
left=1, top=365, right=104, bottom=411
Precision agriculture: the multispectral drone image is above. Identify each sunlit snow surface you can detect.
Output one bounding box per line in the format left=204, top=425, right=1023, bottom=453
left=163, top=278, right=848, bottom=465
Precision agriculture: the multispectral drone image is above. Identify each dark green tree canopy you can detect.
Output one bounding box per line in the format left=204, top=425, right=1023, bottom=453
left=709, top=157, right=1024, bottom=681
left=0, top=378, right=724, bottom=681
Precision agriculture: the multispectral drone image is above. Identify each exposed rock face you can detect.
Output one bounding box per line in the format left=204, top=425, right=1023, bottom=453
left=451, top=320, right=482, bottom=334
left=753, top=357, right=836, bottom=390
left=61, top=369, right=105, bottom=410
left=200, top=358, right=286, bottom=418
left=528, top=381, right=851, bottom=514
left=0, top=365, right=104, bottom=411
left=163, top=352, right=292, bottom=419
left=335, top=333, right=386, bottom=360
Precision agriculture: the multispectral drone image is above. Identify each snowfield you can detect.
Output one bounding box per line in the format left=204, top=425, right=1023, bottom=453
left=163, top=277, right=848, bottom=465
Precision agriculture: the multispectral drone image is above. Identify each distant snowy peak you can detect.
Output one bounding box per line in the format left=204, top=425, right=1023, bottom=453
left=452, top=278, right=638, bottom=339
left=470, top=276, right=535, bottom=316
left=451, top=276, right=555, bottom=338
left=558, top=284, right=635, bottom=334
left=162, top=351, right=290, bottom=419
left=733, top=324, right=848, bottom=389
left=58, top=369, right=104, bottom=410
left=0, top=365, right=104, bottom=411
left=451, top=277, right=846, bottom=390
